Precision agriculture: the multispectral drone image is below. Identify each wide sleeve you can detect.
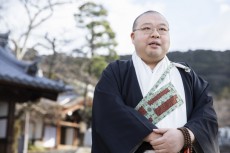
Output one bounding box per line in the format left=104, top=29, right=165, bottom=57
left=183, top=68, right=219, bottom=153
left=91, top=63, right=156, bottom=153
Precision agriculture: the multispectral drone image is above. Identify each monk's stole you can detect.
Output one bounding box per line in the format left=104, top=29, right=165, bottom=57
left=135, top=63, right=184, bottom=124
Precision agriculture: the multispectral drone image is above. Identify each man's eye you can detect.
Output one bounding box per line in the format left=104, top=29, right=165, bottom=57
left=142, top=27, right=151, bottom=30
left=158, top=28, right=167, bottom=31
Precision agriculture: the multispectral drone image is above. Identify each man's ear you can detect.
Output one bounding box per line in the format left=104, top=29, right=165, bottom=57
left=130, top=32, right=135, bottom=43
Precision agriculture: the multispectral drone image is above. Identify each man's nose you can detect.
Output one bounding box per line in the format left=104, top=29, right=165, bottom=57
left=150, top=28, right=160, bottom=38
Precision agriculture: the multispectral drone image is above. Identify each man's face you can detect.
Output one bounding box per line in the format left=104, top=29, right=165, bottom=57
left=131, top=13, right=170, bottom=65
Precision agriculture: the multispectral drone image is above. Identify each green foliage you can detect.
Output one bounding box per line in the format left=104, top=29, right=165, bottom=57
left=217, top=86, right=230, bottom=99
left=78, top=106, right=92, bottom=124
left=105, top=49, right=119, bottom=62
left=167, top=50, right=230, bottom=96
left=74, top=1, right=118, bottom=58
left=120, top=50, right=230, bottom=97
left=78, top=2, right=107, bottom=17
left=91, top=56, right=108, bottom=78
left=73, top=1, right=119, bottom=80
left=28, top=142, right=45, bottom=151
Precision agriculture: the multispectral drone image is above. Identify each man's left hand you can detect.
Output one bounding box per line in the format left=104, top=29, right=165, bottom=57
left=150, top=128, right=184, bottom=153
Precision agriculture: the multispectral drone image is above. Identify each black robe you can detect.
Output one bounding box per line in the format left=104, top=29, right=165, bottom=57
left=92, top=59, right=219, bottom=153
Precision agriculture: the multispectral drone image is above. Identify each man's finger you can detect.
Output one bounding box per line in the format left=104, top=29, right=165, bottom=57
left=150, top=136, right=165, bottom=146
left=153, top=128, right=169, bottom=134
left=151, top=142, right=165, bottom=150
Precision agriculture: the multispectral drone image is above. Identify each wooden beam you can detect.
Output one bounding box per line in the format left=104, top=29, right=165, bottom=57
left=62, top=105, right=84, bottom=115
left=59, top=121, right=79, bottom=128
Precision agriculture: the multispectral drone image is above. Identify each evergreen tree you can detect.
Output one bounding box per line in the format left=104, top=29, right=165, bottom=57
left=74, top=1, right=119, bottom=79
left=73, top=2, right=119, bottom=130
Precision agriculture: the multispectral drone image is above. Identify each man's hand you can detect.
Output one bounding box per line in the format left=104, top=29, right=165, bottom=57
left=150, top=128, right=184, bottom=153
left=143, top=130, right=162, bottom=143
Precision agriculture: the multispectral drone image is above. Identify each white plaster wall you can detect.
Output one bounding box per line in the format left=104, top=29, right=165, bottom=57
left=34, top=117, right=43, bottom=139
left=43, top=125, right=56, bottom=148
left=0, top=119, right=7, bottom=138
left=65, top=128, right=74, bottom=145
left=0, top=102, right=8, bottom=138
left=0, top=102, right=8, bottom=116
left=29, top=122, right=34, bottom=139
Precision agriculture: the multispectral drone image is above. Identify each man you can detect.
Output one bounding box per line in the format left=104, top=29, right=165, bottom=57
left=91, top=10, right=219, bottom=153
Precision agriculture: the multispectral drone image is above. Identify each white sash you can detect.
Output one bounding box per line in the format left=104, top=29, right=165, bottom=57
left=132, top=52, right=187, bottom=128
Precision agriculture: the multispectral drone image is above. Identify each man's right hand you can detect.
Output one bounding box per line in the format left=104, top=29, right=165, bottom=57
left=143, top=130, right=162, bottom=143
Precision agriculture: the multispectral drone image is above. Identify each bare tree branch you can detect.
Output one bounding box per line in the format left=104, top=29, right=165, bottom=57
left=16, top=0, right=72, bottom=59
left=22, top=0, right=32, bottom=22
left=31, top=42, right=50, bottom=50
left=32, top=12, right=53, bottom=29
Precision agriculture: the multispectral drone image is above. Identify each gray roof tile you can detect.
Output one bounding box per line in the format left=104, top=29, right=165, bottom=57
left=0, top=45, right=68, bottom=100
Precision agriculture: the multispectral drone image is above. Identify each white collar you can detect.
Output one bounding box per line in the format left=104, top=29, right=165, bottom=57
left=132, top=52, right=170, bottom=96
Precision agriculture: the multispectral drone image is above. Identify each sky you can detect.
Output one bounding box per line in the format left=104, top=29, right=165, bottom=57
left=1, top=0, right=230, bottom=55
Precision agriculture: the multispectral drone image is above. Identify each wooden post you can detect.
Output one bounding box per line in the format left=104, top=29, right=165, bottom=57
left=6, top=101, right=15, bottom=153
left=23, top=111, right=30, bottom=153
left=56, top=121, right=61, bottom=149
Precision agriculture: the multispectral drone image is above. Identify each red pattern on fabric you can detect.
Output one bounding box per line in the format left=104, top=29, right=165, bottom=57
left=154, top=95, right=178, bottom=116
left=148, top=117, right=153, bottom=122
left=148, top=88, right=170, bottom=105
left=138, top=106, right=147, bottom=115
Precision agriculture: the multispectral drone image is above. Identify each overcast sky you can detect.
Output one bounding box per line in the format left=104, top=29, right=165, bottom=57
left=2, top=0, right=230, bottom=55
left=98, top=0, right=230, bottom=55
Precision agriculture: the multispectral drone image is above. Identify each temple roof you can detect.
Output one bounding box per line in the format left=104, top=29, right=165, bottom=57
left=0, top=33, right=69, bottom=102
